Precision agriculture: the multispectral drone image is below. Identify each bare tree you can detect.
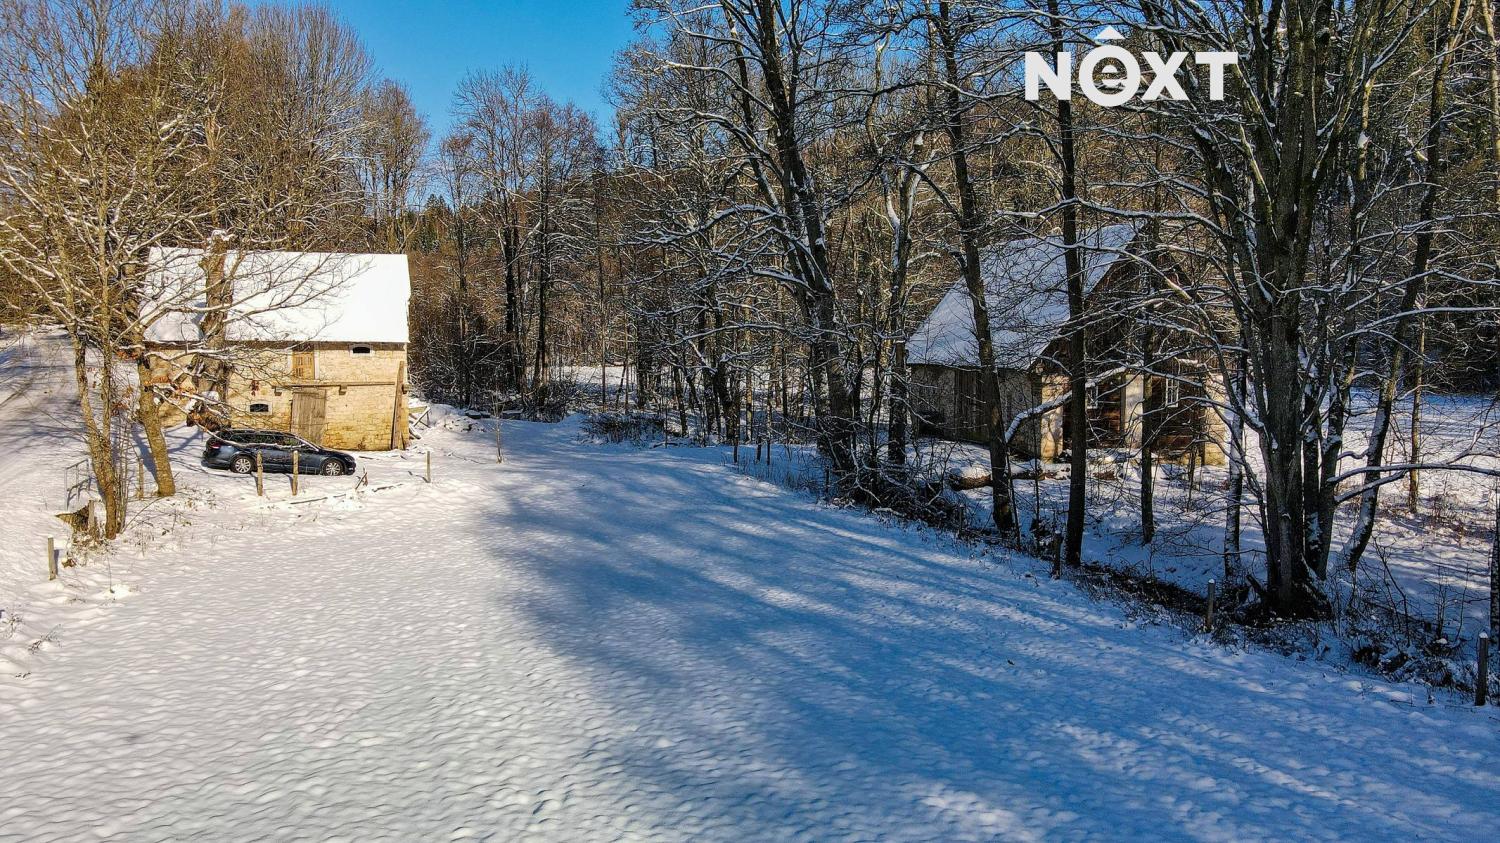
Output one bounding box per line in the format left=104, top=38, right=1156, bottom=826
left=629, top=0, right=865, bottom=472
left=1136, top=0, right=1424, bottom=616
left=0, top=0, right=211, bottom=532
left=358, top=79, right=430, bottom=252
left=0, top=0, right=378, bottom=536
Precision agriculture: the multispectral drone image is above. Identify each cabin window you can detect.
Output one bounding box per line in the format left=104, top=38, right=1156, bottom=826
left=1085, top=383, right=1100, bottom=409
left=248, top=402, right=271, bottom=414
left=291, top=348, right=315, bottom=380
left=1163, top=379, right=1181, bottom=408
left=350, top=345, right=373, bottom=355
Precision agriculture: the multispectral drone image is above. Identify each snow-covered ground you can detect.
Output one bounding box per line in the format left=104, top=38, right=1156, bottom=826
left=904, top=394, right=1500, bottom=652
left=3, top=337, right=1500, bottom=839
left=0, top=329, right=135, bottom=675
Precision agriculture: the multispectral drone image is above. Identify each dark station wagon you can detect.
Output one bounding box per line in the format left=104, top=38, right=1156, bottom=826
left=202, top=429, right=357, bottom=477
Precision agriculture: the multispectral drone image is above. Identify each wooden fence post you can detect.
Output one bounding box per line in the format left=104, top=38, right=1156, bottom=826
left=1489, top=491, right=1499, bottom=644
left=136, top=456, right=145, bottom=500
left=255, top=450, right=264, bottom=496
left=426, top=450, right=432, bottom=483
left=47, top=536, right=57, bottom=581
left=1479, top=633, right=1491, bottom=707
left=291, top=450, right=299, bottom=496
left=495, top=407, right=503, bottom=464
left=1206, top=579, right=1216, bottom=633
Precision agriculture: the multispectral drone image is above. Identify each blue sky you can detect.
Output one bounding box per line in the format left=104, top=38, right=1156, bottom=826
left=327, top=0, right=638, bottom=139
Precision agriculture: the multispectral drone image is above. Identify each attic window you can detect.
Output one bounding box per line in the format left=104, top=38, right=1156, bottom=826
left=350, top=345, right=373, bottom=355
left=1164, top=379, right=1181, bottom=408
left=248, top=402, right=271, bottom=414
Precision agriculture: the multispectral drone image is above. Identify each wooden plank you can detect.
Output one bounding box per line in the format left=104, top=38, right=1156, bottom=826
left=390, top=359, right=407, bottom=449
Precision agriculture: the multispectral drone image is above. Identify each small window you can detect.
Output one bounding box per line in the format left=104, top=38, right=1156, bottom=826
left=1163, top=379, right=1181, bottom=408
left=1085, top=383, right=1101, bottom=409
left=350, top=345, right=373, bottom=355
left=291, top=349, right=315, bottom=379
left=248, top=402, right=271, bottom=414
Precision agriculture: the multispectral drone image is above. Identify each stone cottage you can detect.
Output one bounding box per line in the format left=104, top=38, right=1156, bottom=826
left=145, top=248, right=411, bottom=451
left=906, top=224, right=1226, bottom=465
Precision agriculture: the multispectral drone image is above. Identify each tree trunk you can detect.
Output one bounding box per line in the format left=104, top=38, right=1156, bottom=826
left=533, top=274, right=549, bottom=394
left=532, top=178, right=552, bottom=395
left=932, top=0, right=1016, bottom=535
left=887, top=340, right=909, bottom=465
left=734, top=0, right=857, bottom=474
left=192, top=236, right=233, bottom=417
left=1408, top=320, right=1425, bottom=511
left=454, top=208, right=474, bottom=408
left=1139, top=381, right=1156, bottom=545
left=672, top=359, right=689, bottom=437
left=1224, top=359, right=1246, bottom=582
left=501, top=216, right=524, bottom=391
left=1482, top=0, right=1500, bottom=218
left=1342, top=0, right=1463, bottom=571
left=134, top=356, right=175, bottom=497
left=1047, top=0, right=1087, bottom=566
left=1490, top=493, right=1500, bottom=641
left=73, top=339, right=125, bottom=538
left=1256, top=300, right=1326, bottom=615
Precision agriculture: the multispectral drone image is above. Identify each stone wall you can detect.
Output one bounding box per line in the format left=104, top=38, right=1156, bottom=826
left=150, top=341, right=407, bottom=451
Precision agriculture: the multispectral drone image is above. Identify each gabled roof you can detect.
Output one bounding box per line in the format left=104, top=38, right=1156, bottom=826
left=144, top=248, right=411, bottom=345
left=907, top=223, right=1140, bottom=370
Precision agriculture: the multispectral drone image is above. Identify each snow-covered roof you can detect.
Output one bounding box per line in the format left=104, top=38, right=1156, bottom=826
left=144, top=248, right=410, bottom=344
left=907, top=223, right=1140, bottom=369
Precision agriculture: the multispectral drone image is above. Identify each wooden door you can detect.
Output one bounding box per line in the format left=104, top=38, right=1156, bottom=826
left=291, top=348, right=315, bottom=380
left=291, top=389, right=327, bottom=445
left=955, top=368, right=987, bottom=442
left=389, top=359, right=407, bottom=449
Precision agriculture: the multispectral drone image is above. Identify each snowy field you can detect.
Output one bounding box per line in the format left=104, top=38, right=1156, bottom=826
left=0, top=330, right=136, bottom=673
left=3, top=338, right=1500, bottom=839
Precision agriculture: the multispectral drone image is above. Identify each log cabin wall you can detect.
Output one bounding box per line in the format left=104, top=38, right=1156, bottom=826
left=908, top=364, right=1045, bottom=457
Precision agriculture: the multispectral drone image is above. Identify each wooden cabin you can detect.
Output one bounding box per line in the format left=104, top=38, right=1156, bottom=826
left=145, top=248, right=412, bottom=451
left=906, top=224, right=1226, bottom=465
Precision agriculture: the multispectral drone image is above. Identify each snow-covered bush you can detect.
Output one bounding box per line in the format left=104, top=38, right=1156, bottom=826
left=841, top=463, right=969, bottom=533
left=582, top=411, right=666, bottom=444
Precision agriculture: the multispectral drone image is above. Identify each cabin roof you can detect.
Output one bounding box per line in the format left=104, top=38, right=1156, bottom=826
left=907, top=223, right=1140, bottom=370
left=144, top=248, right=411, bottom=345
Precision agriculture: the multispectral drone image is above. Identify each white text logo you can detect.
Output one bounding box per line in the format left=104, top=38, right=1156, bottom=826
left=1024, top=27, right=1237, bottom=106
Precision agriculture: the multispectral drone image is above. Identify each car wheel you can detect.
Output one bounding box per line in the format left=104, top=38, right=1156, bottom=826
left=321, top=459, right=346, bottom=476
left=230, top=455, right=256, bottom=475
